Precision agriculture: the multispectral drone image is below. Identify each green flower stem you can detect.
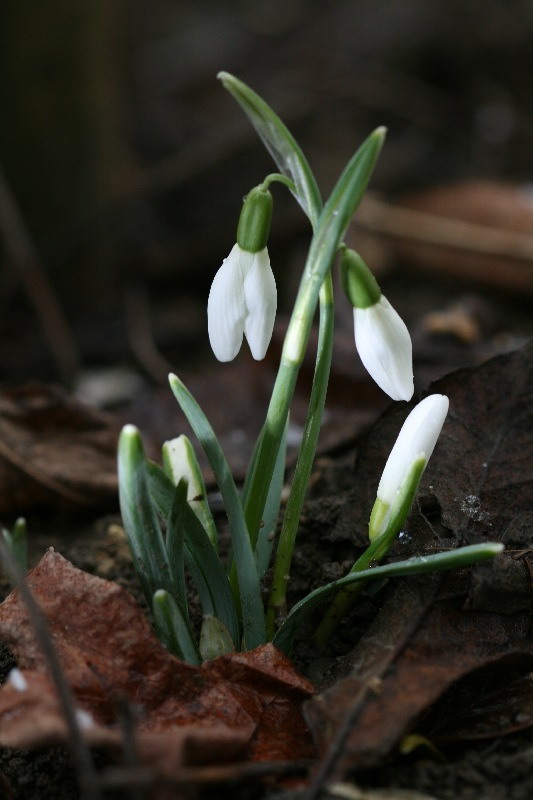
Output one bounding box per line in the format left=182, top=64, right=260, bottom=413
left=245, top=127, right=385, bottom=558
left=243, top=360, right=299, bottom=549
left=260, top=173, right=296, bottom=193
left=243, top=256, right=331, bottom=545
left=266, top=273, right=334, bottom=638
left=314, top=457, right=427, bottom=645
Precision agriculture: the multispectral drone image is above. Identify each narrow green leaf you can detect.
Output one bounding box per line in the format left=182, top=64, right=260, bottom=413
left=266, top=275, right=334, bottom=638
left=165, top=480, right=188, bottom=618
left=118, top=426, right=173, bottom=603
left=306, top=127, right=385, bottom=286
left=147, top=463, right=240, bottom=647
left=169, top=481, right=240, bottom=647
left=254, top=414, right=288, bottom=577
left=1, top=517, right=28, bottom=576
left=273, top=543, right=503, bottom=653
left=168, top=374, right=266, bottom=649
left=218, top=71, right=322, bottom=227
left=152, top=590, right=200, bottom=665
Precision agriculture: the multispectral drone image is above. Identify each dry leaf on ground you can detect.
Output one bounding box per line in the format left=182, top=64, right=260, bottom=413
left=0, top=550, right=315, bottom=778
left=305, top=342, right=533, bottom=776
left=0, top=384, right=119, bottom=512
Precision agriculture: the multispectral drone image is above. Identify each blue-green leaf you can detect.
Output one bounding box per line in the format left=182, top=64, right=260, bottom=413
left=152, top=590, right=200, bottom=665
left=273, top=543, right=503, bottom=653
left=254, top=414, right=288, bottom=577
left=305, top=127, right=385, bottom=286
left=168, top=374, right=265, bottom=649
left=168, top=480, right=240, bottom=647
left=218, top=71, right=322, bottom=227
left=118, top=426, right=173, bottom=603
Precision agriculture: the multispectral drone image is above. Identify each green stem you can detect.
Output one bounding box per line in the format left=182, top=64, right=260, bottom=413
left=243, top=128, right=384, bottom=546
left=266, top=273, right=334, bottom=638
left=315, top=457, right=427, bottom=645
left=260, top=173, right=296, bottom=193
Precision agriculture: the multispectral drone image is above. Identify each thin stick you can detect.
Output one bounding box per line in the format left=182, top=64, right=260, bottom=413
left=357, top=193, right=533, bottom=262
left=0, top=542, right=102, bottom=800
left=0, top=163, right=80, bottom=386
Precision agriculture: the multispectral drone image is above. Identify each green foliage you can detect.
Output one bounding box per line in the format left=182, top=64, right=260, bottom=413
left=117, top=73, right=502, bottom=664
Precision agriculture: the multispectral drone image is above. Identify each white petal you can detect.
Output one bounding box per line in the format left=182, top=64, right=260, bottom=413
left=354, top=297, right=413, bottom=401
left=243, top=248, right=277, bottom=360
left=378, top=394, right=449, bottom=504
left=7, top=667, right=28, bottom=692
left=207, top=244, right=252, bottom=362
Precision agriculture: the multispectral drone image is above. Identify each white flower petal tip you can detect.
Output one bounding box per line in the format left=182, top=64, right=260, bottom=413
left=207, top=244, right=276, bottom=362
left=353, top=297, right=413, bottom=401
left=7, top=668, right=28, bottom=692
left=377, top=394, right=449, bottom=506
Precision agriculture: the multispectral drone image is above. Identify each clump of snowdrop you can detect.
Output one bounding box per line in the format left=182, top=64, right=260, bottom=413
left=118, top=72, right=503, bottom=662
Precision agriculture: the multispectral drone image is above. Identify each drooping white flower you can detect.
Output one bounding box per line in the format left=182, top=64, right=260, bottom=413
left=207, top=244, right=276, bottom=361
left=353, top=297, right=413, bottom=401
left=369, top=393, right=449, bottom=540
left=208, top=184, right=276, bottom=362
left=340, top=248, right=413, bottom=401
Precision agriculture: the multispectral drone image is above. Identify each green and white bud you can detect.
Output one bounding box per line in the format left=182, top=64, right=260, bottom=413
left=152, top=589, right=200, bottom=665
left=199, top=614, right=236, bottom=661
left=162, top=435, right=217, bottom=547
left=1, top=517, right=28, bottom=574
left=369, top=394, right=449, bottom=541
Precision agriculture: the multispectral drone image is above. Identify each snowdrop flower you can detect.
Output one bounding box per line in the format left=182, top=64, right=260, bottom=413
left=369, top=393, right=449, bottom=541
left=340, top=248, right=413, bottom=401
left=208, top=186, right=276, bottom=362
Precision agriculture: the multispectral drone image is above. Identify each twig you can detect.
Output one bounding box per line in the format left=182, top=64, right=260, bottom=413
left=117, top=696, right=146, bottom=800
left=0, top=162, right=80, bottom=386
left=0, top=435, right=90, bottom=506
left=99, top=758, right=312, bottom=791
left=356, top=193, right=533, bottom=266
left=0, top=542, right=102, bottom=800
left=124, top=285, right=174, bottom=383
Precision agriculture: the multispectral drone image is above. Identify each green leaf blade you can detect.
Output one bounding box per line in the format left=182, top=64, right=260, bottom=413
left=218, top=71, right=322, bottom=226
left=152, top=590, right=200, bottom=665
left=307, top=127, right=385, bottom=285
left=273, top=543, right=503, bottom=653
left=168, top=373, right=266, bottom=650
left=118, top=426, right=173, bottom=603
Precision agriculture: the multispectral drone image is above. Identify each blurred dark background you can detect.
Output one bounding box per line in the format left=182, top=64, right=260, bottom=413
left=1, top=0, right=532, bottom=398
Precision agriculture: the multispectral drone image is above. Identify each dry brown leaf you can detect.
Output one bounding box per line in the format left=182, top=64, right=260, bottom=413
left=0, top=384, right=119, bottom=511
left=305, top=342, right=533, bottom=776
left=0, top=549, right=315, bottom=775
left=392, top=181, right=533, bottom=291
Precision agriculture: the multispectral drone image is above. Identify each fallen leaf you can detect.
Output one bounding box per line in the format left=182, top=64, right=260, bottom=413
left=0, top=550, right=315, bottom=777
left=424, top=669, right=533, bottom=743
left=419, top=341, right=533, bottom=550
left=0, top=384, right=119, bottom=511
left=373, top=182, right=533, bottom=292
left=304, top=342, right=533, bottom=776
